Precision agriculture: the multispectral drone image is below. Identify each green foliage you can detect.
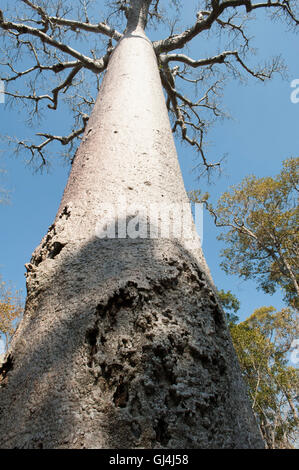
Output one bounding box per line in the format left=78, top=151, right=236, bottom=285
left=230, top=306, right=298, bottom=449
left=0, top=278, right=23, bottom=353
left=214, top=157, right=299, bottom=308
left=217, top=289, right=240, bottom=325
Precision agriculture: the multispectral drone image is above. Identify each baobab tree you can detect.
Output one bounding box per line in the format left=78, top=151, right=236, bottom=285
left=0, top=0, right=297, bottom=449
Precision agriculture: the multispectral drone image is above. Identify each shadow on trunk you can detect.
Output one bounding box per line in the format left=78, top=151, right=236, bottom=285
left=0, top=218, right=263, bottom=449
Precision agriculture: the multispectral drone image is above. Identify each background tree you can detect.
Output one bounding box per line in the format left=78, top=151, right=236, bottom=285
left=217, top=288, right=240, bottom=325
left=230, top=306, right=298, bottom=449
left=0, top=278, right=23, bottom=354
left=217, top=289, right=298, bottom=448
left=192, top=157, right=299, bottom=308
left=0, top=0, right=298, bottom=449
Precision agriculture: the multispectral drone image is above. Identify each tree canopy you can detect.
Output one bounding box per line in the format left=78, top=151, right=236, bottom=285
left=0, top=278, right=23, bottom=353
left=194, top=157, right=299, bottom=307
left=0, top=0, right=298, bottom=171
left=230, top=306, right=298, bottom=448
left=217, top=288, right=240, bottom=325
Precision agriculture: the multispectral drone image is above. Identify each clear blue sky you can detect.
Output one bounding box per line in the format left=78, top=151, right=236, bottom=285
left=0, top=2, right=298, bottom=324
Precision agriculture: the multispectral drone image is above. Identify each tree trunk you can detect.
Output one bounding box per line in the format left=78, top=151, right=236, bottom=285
left=0, top=20, right=264, bottom=449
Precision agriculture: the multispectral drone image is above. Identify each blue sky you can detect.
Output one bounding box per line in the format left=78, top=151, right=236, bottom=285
left=0, top=2, right=298, bottom=324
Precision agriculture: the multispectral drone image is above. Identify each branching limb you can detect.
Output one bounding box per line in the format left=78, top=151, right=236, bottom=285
left=0, top=10, right=108, bottom=73
left=12, top=114, right=89, bottom=169
left=216, top=15, right=251, bottom=49
left=0, top=59, right=81, bottom=82
left=153, top=1, right=299, bottom=53
left=48, top=64, right=83, bottom=110
left=20, top=0, right=123, bottom=39
left=197, top=196, right=299, bottom=296
left=36, top=122, right=88, bottom=146
left=159, top=60, right=222, bottom=172
left=47, top=16, right=123, bottom=41
left=162, top=51, right=282, bottom=81
left=3, top=63, right=84, bottom=112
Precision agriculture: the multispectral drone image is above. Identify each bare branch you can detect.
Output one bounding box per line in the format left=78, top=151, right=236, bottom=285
left=12, top=116, right=89, bottom=169
left=0, top=0, right=297, bottom=172
left=159, top=61, right=221, bottom=172
left=3, top=63, right=85, bottom=114
left=20, top=0, right=123, bottom=38
left=153, top=1, right=299, bottom=54
left=0, top=10, right=108, bottom=73
left=36, top=122, right=88, bottom=146
left=48, top=16, right=123, bottom=41
left=161, top=50, right=282, bottom=81
left=48, top=64, right=83, bottom=110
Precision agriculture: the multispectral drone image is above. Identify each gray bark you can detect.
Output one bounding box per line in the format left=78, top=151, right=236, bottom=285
left=126, top=0, right=152, bottom=31
left=0, top=4, right=264, bottom=449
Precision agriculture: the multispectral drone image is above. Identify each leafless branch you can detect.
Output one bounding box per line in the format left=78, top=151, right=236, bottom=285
left=153, top=1, right=298, bottom=53
left=11, top=115, right=89, bottom=169
left=0, top=10, right=109, bottom=73
left=159, top=60, right=222, bottom=172
left=161, top=50, right=280, bottom=81
left=0, top=59, right=81, bottom=82
left=0, top=0, right=297, bottom=172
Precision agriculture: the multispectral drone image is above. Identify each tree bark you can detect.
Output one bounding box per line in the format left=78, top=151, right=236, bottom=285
left=126, top=0, right=152, bottom=32
left=0, top=10, right=264, bottom=449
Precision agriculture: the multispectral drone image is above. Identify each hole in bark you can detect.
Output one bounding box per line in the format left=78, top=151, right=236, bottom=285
left=85, top=326, right=99, bottom=348
left=131, top=421, right=142, bottom=439
left=113, top=379, right=129, bottom=408
left=212, top=356, right=227, bottom=375
left=96, top=286, right=137, bottom=323
left=59, top=205, right=71, bottom=219
left=48, top=242, right=65, bottom=259
left=165, top=389, right=181, bottom=408
left=153, top=343, right=167, bottom=359
left=211, top=306, right=224, bottom=327
left=188, top=345, right=210, bottom=366
left=129, top=394, right=143, bottom=418
left=154, top=417, right=170, bottom=446
left=96, top=303, right=106, bottom=318
left=85, top=325, right=99, bottom=366
left=0, top=354, right=14, bottom=382
left=101, top=363, right=112, bottom=381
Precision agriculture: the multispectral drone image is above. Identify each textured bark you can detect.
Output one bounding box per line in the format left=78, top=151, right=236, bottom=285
left=0, top=20, right=264, bottom=449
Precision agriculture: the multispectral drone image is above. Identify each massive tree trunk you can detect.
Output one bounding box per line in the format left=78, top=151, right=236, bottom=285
left=0, top=4, right=263, bottom=449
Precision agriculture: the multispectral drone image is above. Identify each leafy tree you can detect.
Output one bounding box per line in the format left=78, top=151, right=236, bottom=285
left=217, top=287, right=298, bottom=448
left=0, top=278, right=23, bottom=353
left=217, top=288, right=240, bottom=325
left=230, top=306, right=299, bottom=449
left=193, top=157, right=299, bottom=308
